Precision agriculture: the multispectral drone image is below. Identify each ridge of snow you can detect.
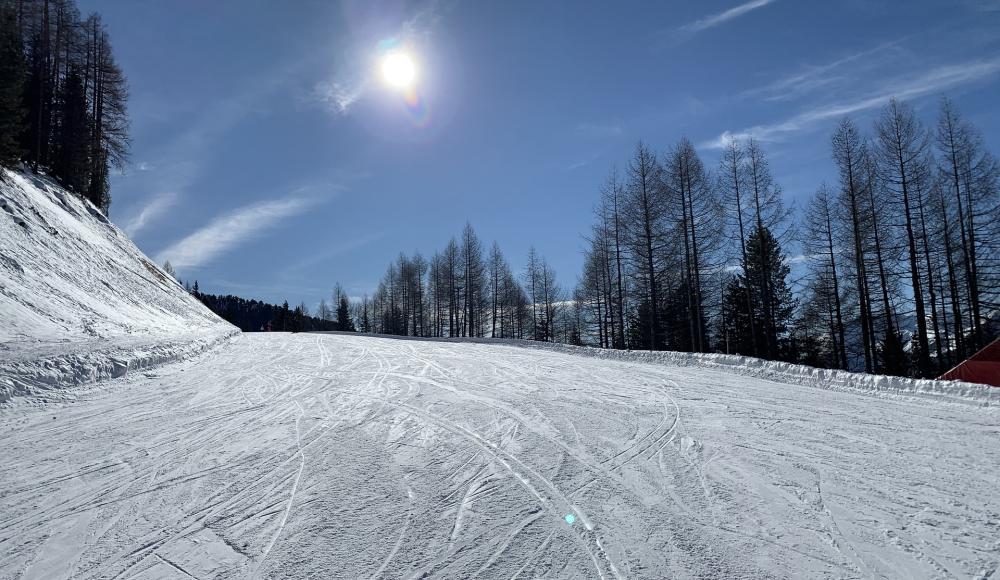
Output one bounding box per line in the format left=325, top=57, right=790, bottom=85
left=0, top=168, right=237, bottom=401
left=0, top=327, right=237, bottom=404
left=315, top=331, right=999, bottom=405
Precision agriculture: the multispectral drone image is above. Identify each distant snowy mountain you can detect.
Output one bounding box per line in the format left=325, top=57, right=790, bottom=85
left=0, top=169, right=236, bottom=402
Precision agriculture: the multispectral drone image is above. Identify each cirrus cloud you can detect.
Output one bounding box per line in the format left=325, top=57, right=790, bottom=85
left=157, top=195, right=323, bottom=271
left=702, top=56, right=1000, bottom=149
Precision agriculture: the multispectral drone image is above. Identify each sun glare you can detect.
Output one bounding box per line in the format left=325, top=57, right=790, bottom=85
left=381, top=52, right=416, bottom=89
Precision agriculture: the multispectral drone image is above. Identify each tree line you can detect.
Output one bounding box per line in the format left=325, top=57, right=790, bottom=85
left=290, top=95, right=995, bottom=382
left=186, top=280, right=355, bottom=333
left=576, top=97, right=998, bottom=378
left=0, top=0, right=129, bottom=213
left=355, top=223, right=576, bottom=343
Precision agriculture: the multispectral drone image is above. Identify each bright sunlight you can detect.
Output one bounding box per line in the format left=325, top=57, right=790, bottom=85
left=381, top=51, right=416, bottom=89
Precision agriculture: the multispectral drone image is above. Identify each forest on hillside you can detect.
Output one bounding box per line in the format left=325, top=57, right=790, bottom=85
left=343, top=97, right=998, bottom=380
left=193, top=284, right=355, bottom=334
left=0, top=0, right=128, bottom=212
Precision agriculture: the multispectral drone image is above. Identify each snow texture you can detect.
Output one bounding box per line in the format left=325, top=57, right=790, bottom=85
left=2, top=332, right=998, bottom=578
left=0, top=169, right=236, bottom=402
left=321, top=331, right=1000, bottom=406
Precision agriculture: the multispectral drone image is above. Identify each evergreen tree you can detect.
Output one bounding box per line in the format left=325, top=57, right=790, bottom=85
left=720, top=275, right=756, bottom=355
left=85, top=16, right=130, bottom=214
left=661, top=282, right=695, bottom=351
left=5, top=3, right=128, bottom=210
left=742, top=226, right=796, bottom=359
left=719, top=227, right=795, bottom=359
left=52, top=70, right=89, bottom=194
left=879, top=328, right=910, bottom=377
left=196, top=291, right=338, bottom=332
left=0, top=3, right=26, bottom=172
left=360, top=295, right=371, bottom=332
left=337, top=296, right=355, bottom=331
left=277, top=301, right=290, bottom=331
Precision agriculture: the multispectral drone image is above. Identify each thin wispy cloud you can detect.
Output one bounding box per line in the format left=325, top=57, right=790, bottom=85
left=703, top=57, right=1000, bottom=149
left=123, top=191, right=177, bottom=237
left=680, top=0, right=777, bottom=35
left=283, top=232, right=385, bottom=274
left=575, top=121, right=623, bottom=138
left=967, top=0, right=1000, bottom=11
left=157, top=195, right=322, bottom=271
left=741, top=40, right=906, bottom=102
left=114, top=62, right=305, bottom=236
left=567, top=153, right=602, bottom=171
left=314, top=79, right=369, bottom=115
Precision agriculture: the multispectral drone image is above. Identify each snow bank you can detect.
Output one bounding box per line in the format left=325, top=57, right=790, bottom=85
left=314, top=331, right=1000, bottom=405
left=530, top=343, right=1000, bottom=405
left=0, top=327, right=237, bottom=404
left=0, top=168, right=237, bottom=401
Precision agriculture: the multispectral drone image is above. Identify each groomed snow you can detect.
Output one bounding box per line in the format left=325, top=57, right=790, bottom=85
left=0, top=169, right=236, bottom=402
left=2, top=333, right=997, bottom=578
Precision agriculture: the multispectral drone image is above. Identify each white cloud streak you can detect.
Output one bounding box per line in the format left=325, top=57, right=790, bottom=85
left=282, top=232, right=384, bottom=274
left=703, top=57, right=1000, bottom=149
left=123, top=191, right=177, bottom=237
left=113, top=62, right=306, bottom=236
left=313, top=78, right=370, bottom=116
left=575, top=122, right=623, bottom=138
left=680, top=0, right=776, bottom=34
left=157, top=196, right=319, bottom=271
left=741, top=40, right=905, bottom=102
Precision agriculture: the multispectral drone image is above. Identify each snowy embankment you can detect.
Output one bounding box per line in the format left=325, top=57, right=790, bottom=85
left=0, top=169, right=236, bottom=403
left=316, top=331, right=1000, bottom=406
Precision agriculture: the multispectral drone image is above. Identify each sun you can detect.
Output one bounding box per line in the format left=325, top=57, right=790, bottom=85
left=381, top=52, right=416, bottom=89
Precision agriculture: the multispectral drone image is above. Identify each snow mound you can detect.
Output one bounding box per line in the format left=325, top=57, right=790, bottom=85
left=317, top=331, right=1000, bottom=405
left=0, top=168, right=236, bottom=402
left=534, top=343, right=1000, bottom=405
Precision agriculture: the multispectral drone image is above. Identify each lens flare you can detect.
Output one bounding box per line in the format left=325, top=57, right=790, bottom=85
left=403, top=87, right=431, bottom=128
left=377, top=38, right=431, bottom=129
left=382, top=52, right=416, bottom=89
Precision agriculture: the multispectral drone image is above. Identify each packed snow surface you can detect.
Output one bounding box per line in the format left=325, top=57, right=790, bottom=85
left=2, top=333, right=998, bottom=578
left=0, top=170, right=235, bottom=401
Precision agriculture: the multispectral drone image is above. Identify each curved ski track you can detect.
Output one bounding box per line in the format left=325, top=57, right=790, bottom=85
left=1, top=333, right=998, bottom=579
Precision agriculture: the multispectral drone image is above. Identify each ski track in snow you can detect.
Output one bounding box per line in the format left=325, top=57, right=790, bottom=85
left=1, top=332, right=999, bottom=579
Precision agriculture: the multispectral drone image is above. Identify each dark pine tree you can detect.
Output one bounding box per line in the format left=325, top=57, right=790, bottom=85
left=879, top=330, right=910, bottom=377
left=629, top=298, right=661, bottom=350
left=662, top=282, right=698, bottom=352
left=276, top=301, right=290, bottom=331
left=743, top=225, right=796, bottom=360
left=196, top=292, right=339, bottom=332
left=52, top=70, right=90, bottom=195
left=720, top=275, right=757, bottom=356
left=337, top=296, right=355, bottom=331
left=22, top=31, right=50, bottom=173
left=0, top=3, right=25, bottom=171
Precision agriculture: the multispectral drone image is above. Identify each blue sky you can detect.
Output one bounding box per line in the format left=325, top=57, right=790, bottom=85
left=79, top=0, right=1000, bottom=307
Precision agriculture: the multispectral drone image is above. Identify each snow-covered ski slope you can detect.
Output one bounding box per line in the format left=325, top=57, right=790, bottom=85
left=2, top=333, right=997, bottom=579
left=0, top=169, right=236, bottom=402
